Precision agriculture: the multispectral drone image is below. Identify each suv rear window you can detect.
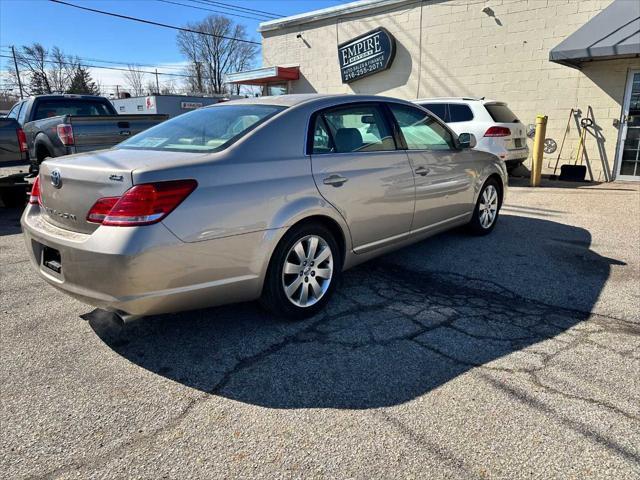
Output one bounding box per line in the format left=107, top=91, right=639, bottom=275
left=33, top=99, right=115, bottom=120
left=485, top=104, right=520, bottom=123
left=448, top=104, right=474, bottom=122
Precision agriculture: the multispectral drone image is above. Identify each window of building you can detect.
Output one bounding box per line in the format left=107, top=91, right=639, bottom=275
left=389, top=104, right=454, bottom=151
left=320, top=104, right=395, bottom=153
left=266, top=84, right=287, bottom=96
left=448, top=103, right=474, bottom=122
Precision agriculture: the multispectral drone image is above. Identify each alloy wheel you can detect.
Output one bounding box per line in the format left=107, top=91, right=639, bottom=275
left=479, top=184, right=499, bottom=229
left=282, top=235, right=333, bottom=307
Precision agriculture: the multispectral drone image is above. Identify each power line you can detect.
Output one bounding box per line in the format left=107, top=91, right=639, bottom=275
left=48, top=0, right=261, bottom=45
left=0, top=47, right=187, bottom=72
left=156, top=0, right=271, bottom=22
left=196, top=0, right=281, bottom=19
left=0, top=54, right=206, bottom=80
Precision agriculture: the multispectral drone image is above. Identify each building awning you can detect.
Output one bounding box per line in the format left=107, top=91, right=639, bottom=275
left=227, top=66, right=300, bottom=85
left=549, top=0, right=640, bottom=69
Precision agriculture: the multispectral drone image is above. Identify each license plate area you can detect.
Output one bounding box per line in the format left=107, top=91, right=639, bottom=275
left=514, top=138, right=523, bottom=148
left=42, top=245, right=62, bottom=274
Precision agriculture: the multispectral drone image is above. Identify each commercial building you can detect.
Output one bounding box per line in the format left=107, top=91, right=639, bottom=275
left=110, top=94, right=223, bottom=118
left=228, top=0, right=640, bottom=181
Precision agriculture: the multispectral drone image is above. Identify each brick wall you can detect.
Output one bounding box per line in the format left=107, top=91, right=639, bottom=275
left=262, top=0, right=639, bottom=180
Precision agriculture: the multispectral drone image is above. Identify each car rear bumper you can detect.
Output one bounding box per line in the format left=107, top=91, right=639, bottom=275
left=21, top=205, right=275, bottom=316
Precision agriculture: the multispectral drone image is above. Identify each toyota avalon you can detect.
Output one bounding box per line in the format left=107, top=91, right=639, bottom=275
left=22, top=94, right=507, bottom=320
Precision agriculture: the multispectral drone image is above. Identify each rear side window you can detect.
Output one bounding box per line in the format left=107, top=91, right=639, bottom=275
left=420, top=103, right=447, bottom=122
left=485, top=104, right=520, bottom=123
left=33, top=99, right=114, bottom=120
left=316, top=104, right=395, bottom=154
left=448, top=104, right=474, bottom=122
left=390, top=104, right=454, bottom=151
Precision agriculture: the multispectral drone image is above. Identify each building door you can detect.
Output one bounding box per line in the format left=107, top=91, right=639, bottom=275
left=617, top=70, right=640, bottom=180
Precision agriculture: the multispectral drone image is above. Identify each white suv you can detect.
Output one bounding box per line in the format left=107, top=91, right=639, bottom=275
left=414, top=97, right=529, bottom=172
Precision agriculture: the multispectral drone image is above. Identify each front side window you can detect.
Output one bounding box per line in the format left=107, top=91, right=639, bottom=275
left=390, top=104, right=454, bottom=151
left=119, top=104, right=286, bottom=153
left=319, top=104, right=395, bottom=153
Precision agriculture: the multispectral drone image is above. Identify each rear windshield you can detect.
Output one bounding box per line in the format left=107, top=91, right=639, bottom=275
left=485, top=103, right=520, bottom=123
left=118, top=104, right=286, bottom=153
left=33, top=99, right=115, bottom=120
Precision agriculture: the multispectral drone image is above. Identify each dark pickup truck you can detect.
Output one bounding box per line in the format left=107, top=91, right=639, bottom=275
left=0, top=117, right=30, bottom=207
left=6, top=94, right=167, bottom=171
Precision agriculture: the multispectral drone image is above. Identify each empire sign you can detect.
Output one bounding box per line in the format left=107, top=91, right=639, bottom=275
left=338, top=28, right=396, bottom=83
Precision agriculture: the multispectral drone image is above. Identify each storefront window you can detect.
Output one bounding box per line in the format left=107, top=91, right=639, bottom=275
left=266, top=84, right=288, bottom=96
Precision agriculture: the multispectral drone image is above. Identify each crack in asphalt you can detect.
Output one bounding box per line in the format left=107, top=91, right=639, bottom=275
left=36, top=261, right=639, bottom=478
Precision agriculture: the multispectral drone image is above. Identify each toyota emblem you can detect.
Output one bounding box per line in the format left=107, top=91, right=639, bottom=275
left=50, top=169, right=62, bottom=189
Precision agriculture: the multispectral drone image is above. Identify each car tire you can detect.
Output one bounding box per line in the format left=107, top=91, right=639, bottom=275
left=468, top=178, right=501, bottom=236
left=260, top=222, right=341, bottom=320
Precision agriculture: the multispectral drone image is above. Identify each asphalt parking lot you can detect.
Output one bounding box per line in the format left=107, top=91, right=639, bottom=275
left=1, top=178, right=639, bottom=479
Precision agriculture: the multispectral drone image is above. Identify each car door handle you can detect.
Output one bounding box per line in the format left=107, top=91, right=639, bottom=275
left=415, top=166, right=430, bottom=176
left=323, top=174, right=348, bottom=187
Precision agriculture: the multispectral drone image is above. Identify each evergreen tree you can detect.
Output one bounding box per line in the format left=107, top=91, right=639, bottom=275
left=67, top=67, right=100, bottom=95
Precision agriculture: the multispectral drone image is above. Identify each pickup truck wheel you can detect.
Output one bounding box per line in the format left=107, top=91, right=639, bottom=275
left=261, top=223, right=341, bottom=320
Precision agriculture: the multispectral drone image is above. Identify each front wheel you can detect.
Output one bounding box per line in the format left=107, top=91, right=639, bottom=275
left=261, top=223, right=341, bottom=319
left=468, top=178, right=501, bottom=235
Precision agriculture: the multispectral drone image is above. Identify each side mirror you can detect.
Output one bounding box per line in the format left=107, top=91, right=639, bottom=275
left=458, top=132, right=476, bottom=149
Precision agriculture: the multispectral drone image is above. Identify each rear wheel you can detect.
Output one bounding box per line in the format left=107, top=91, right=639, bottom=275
left=261, top=223, right=341, bottom=319
left=468, top=178, right=501, bottom=235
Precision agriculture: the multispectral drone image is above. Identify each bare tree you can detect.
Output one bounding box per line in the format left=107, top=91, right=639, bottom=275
left=123, top=65, right=146, bottom=97
left=10, top=43, right=97, bottom=95
left=176, top=15, right=257, bottom=95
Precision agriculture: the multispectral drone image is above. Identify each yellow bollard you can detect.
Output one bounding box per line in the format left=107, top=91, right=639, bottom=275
left=530, top=115, right=548, bottom=187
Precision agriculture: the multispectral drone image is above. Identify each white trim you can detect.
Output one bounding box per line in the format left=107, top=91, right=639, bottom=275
left=615, top=69, right=640, bottom=181
left=259, top=0, right=415, bottom=33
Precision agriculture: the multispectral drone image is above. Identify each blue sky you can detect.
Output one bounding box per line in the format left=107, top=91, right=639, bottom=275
left=0, top=0, right=346, bottom=94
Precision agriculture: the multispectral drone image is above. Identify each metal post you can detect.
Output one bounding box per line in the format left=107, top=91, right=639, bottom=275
left=11, top=45, right=24, bottom=99
left=155, top=69, right=160, bottom=94
left=531, top=115, right=548, bottom=187
left=116, top=84, right=119, bottom=97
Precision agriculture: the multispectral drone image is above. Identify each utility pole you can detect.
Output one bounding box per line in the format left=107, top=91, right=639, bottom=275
left=155, top=69, right=160, bottom=94
left=195, top=61, right=202, bottom=94
left=11, top=45, right=24, bottom=99
left=116, top=84, right=119, bottom=98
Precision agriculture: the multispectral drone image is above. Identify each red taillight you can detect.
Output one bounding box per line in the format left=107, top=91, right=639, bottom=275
left=16, top=128, right=28, bottom=152
left=57, top=124, right=74, bottom=145
left=484, top=126, right=511, bottom=137
left=29, top=176, right=41, bottom=205
left=86, top=180, right=197, bottom=226
left=86, top=197, right=119, bottom=223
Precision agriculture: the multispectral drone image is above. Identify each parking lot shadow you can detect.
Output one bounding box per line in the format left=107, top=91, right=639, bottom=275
left=88, top=215, right=623, bottom=409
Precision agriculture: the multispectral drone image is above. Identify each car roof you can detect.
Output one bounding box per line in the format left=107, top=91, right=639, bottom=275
left=415, top=97, right=506, bottom=105
left=210, top=93, right=417, bottom=109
